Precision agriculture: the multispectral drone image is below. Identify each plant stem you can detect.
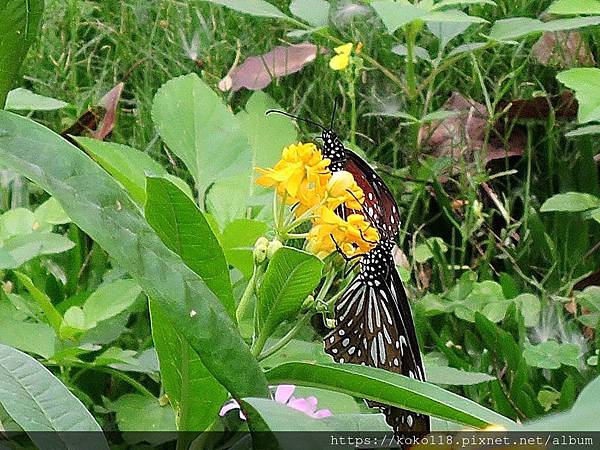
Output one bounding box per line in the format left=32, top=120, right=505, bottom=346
left=405, top=23, right=418, bottom=100
left=258, top=313, right=311, bottom=361
left=236, top=264, right=262, bottom=323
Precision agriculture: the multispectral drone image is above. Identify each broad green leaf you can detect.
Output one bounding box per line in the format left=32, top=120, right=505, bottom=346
left=565, top=124, right=600, bottom=137
left=243, top=398, right=390, bottom=436
left=0, top=207, right=34, bottom=240
left=5, top=88, right=67, bottom=111
left=426, top=364, right=495, bottom=385
left=108, top=347, right=160, bottom=374
left=514, top=293, right=541, bottom=327
left=93, top=347, right=138, bottom=367
left=426, top=21, right=472, bottom=49
left=523, top=340, right=581, bottom=369
left=145, top=176, right=235, bottom=318
left=150, top=300, right=227, bottom=431
left=222, top=218, right=268, bottom=278
left=0, top=247, right=16, bottom=268
left=431, top=0, right=496, bottom=9
left=14, top=271, right=62, bottom=333
left=413, top=237, right=448, bottom=263
left=152, top=73, right=250, bottom=200
left=2, top=232, right=74, bottom=268
left=82, top=279, right=142, bottom=327
left=392, top=44, right=432, bottom=62
left=290, top=0, right=330, bottom=27
left=0, top=0, right=44, bottom=107
left=372, top=2, right=486, bottom=33
left=112, top=394, right=176, bottom=444
left=265, top=362, right=515, bottom=428
left=0, top=344, right=108, bottom=449
left=489, top=16, right=600, bottom=41
left=201, top=0, right=291, bottom=19
left=371, top=2, right=429, bottom=33
left=34, top=197, right=70, bottom=229
left=521, top=374, right=600, bottom=431
left=557, top=68, right=600, bottom=124
left=238, top=91, right=297, bottom=187
left=75, top=137, right=192, bottom=204
left=0, top=317, right=57, bottom=358
left=258, top=247, right=323, bottom=340
left=540, top=192, right=600, bottom=212
left=548, top=0, right=600, bottom=15
left=0, top=110, right=268, bottom=399
left=205, top=174, right=254, bottom=228
left=59, top=306, right=86, bottom=340
left=261, top=338, right=332, bottom=369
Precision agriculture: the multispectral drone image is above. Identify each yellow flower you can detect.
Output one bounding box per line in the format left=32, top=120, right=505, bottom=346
left=306, top=207, right=378, bottom=259
left=256, top=142, right=330, bottom=200
left=325, top=170, right=365, bottom=211
left=329, top=43, right=353, bottom=71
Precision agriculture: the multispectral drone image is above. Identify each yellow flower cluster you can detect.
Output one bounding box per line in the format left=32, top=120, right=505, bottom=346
left=329, top=42, right=363, bottom=71
left=256, top=142, right=379, bottom=259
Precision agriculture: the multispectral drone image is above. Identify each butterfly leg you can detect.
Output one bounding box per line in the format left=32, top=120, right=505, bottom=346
left=359, top=229, right=378, bottom=245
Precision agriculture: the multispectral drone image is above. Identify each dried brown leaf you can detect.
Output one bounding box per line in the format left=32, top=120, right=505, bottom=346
left=218, top=43, right=325, bottom=92
left=532, top=31, right=595, bottom=69
left=419, top=92, right=525, bottom=165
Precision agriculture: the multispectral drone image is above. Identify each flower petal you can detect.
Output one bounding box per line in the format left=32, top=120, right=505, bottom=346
left=219, top=400, right=240, bottom=416
left=334, top=43, right=353, bottom=55
left=275, top=384, right=296, bottom=404
left=312, top=408, right=333, bottom=418
left=329, top=54, right=350, bottom=71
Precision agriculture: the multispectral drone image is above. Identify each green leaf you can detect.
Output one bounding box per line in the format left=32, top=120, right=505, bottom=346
left=243, top=398, right=390, bottom=435
left=426, top=364, right=495, bottom=385
left=152, top=73, right=250, bottom=199
left=540, top=192, right=600, bottom=212
left=514, top=293, right=540, bottom=327
left=2, top=232, right=74, bottom=268
left=112, top=394, right=176, bottom=442
left=0, top=316, right=57, bottom=358
left=548, top=0, right=600, bottom=15
left=290, top=0, right=330, bottom=27
left=489, top=16, right=600, bottom=41
left=371, top=2, right=486, bottom=33
left=557, top=68, right=600, bottom=124
left=75, top=137, right=192, bottom=205
left=431, top=0, right=496, bottom=9
left=0, top=110, right=269, bottom=399
left=150, top=299, right=227, bottom=431
left=59, top=306, right=87, bottom=340
left=222, top=218, right=268, bottom=278
left=82, top=279, right=142, bottom=327
left=14, top=271, right=63, bottom=334
left=523, top=340, right=581, bottom=369
left=413, top=237, right=448, bottom=263
left=34, top=197, right=71, bottom=229
left=5, top=88, right=67, bottom=111
left=521, top=374, right=600, bottom=430
left=0, top=344, right=108, bottom=448
left=258, top=248, right=323, bottom=341
left=0, top=0, right=44, bottom=107
left=265, top=362, right=515, bottom=428
left=565, top=125, right=600, bottom=137
left=371, top=2, right=429, bottom=33
left=145, top=176, right=235, bottom=319
left=0, top=207, right=34, bottom=240
left=201, top=0, right=291, bottom=19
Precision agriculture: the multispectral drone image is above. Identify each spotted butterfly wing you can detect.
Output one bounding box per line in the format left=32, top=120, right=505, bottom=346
left=324, top=243, right=430, bottom=434
left=320, top=130, right=400, bottom=239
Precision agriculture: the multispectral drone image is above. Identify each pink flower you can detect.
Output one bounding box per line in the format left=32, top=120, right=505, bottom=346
left=219, top=385, right=332, bottom=420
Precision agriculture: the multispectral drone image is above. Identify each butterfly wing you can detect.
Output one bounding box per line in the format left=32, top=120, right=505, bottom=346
left=324, top=264, right=430, bottom=434
left=344, top=152, right=401, bottom=239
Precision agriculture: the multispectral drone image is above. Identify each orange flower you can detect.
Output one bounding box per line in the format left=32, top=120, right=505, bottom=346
left=256, top=142, right=330, bottom=200
left=306, top=207, right=378, bottom=259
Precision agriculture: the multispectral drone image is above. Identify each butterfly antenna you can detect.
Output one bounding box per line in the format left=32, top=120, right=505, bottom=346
left=266, top=109, right=326, bottom=131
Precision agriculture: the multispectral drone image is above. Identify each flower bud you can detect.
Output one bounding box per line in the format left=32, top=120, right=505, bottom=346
left=326, top=171, right=354, bottom=198
left=325, top=318, right=336, bottom=329
left=301, top=295, right=315, bottom=311
left=253, top=237, right=269, bottom=264
left=266, top=239, right=283, bottom=260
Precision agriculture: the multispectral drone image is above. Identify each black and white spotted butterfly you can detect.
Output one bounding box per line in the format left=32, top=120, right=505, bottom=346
left=266, top=103, right=429, bottom=435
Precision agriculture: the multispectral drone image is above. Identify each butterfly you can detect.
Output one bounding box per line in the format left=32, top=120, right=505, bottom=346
left=266, top=104, right=430, bottom=435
